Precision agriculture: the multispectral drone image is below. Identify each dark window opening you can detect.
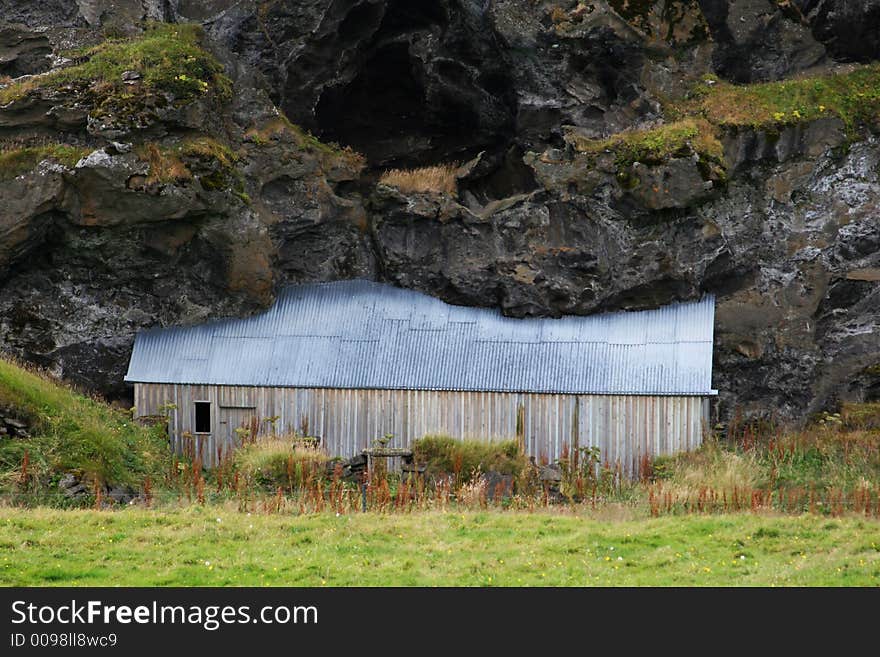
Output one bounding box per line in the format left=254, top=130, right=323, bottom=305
left=194, top=401, right=211, bottom=433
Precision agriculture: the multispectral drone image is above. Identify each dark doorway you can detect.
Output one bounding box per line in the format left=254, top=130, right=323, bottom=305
left=194, top=401, right=211, bottom=434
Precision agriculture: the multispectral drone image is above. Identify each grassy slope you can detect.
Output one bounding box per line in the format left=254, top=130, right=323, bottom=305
left=0, top=508, right=877, bottom=586
left=0, top=357, right=168, bottom=489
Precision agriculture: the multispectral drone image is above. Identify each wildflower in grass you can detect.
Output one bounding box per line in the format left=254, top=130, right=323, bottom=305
left=773, top=112, right=785, bottom=121
left=819, top=105, right=826, bottom=112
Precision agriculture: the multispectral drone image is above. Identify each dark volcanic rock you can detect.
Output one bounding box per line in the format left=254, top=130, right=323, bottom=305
left=372, top=124, right=880, bottom=419
left=0, top=17, right=368, bottom=399
left=0, top=126, right=368, bottom=398
left=795, top=0, right=880, bottom=62
left=0, top=409, right=32, bottom=438
left=3, top=0, right=880, bottom=425
left=699, top=0, right=826, bottom=82
left=58, top=473, right=88, bottom=499
left=210, top=0, right=517, bottom=167
left=0, top=24, right=53, bottom=78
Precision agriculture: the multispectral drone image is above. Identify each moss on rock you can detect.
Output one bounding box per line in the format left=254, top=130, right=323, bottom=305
left=608, top=0, right=709, bottom=47
left=567, top=118, right=723, bottom=170
left=563, top=62, right=880, bottom=184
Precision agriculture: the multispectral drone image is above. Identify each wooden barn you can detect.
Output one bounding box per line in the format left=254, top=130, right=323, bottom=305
left=125, top=280, right=716, bottom=476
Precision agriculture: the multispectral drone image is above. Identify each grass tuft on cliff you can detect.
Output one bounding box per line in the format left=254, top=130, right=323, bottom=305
left=0, top=356, right=169, bottom=495
left=0, top=22, right=231, bottom=106
left=379, top=163, right=460, bottom=194
left=133, top=136, right=240, bottom=187
left=244, top=114, right=366, bottom=169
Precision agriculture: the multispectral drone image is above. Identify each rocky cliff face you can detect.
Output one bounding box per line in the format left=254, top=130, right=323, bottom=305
left=1, top=0, right=880, bottom=422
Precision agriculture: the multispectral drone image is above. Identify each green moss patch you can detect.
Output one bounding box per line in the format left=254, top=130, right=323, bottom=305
left=685, top=64, right=880, bottom=133
left=568, top=63, right=880, bottom=182
left=568, top=118, right=723, bottom=170
left=179, top=136, right=237, bottom=169
left=0, top=23, right=231, bottom=107
left=0, top=144, right=89, bottom=180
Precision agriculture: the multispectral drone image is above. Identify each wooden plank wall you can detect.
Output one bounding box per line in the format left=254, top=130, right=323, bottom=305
left=135, top=384, right=709, bottom=477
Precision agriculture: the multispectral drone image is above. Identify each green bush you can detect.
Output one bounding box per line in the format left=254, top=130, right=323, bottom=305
left=412, top=435, right=527, bottom=480
left=232, top=438, right=328, bottom=490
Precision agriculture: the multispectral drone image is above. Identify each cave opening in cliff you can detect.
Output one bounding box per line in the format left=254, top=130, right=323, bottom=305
left=315, top=43, right=432, bottom=167
left=313, top=0, right=514, bottom=169
left=315, top=42, right=494, bottom=168
left=378, top=0, right=448, bottom=33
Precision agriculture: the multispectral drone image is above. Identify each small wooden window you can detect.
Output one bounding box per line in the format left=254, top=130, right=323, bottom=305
left=194, top=401, right=211, bottom=434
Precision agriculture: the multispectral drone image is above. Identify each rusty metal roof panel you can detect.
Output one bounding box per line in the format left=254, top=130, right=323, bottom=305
left=125, top=279, right=716, bottom=395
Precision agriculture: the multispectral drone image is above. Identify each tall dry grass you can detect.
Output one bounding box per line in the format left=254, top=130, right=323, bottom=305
left=378, top=163, right=459, bottom=194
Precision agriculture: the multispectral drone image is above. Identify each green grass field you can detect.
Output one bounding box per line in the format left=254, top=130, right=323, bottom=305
left=1, top=507, right=877, bottom=586
left=2, top=356, right=878, bottom=586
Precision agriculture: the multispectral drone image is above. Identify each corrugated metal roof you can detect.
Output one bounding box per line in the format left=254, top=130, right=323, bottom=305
left=125, top=280, right=716, bottom=395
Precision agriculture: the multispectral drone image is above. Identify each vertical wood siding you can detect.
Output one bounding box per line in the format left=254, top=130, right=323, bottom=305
left=135, top=384, right=709, bottom=477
